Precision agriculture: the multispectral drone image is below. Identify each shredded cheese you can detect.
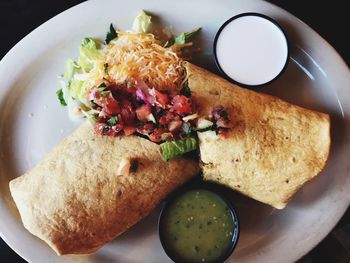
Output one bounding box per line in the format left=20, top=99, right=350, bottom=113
left=90, top=32, right=190, bottom=90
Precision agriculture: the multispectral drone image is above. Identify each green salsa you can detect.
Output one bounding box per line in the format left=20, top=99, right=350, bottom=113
left=160, top=189, right=237, bottom=263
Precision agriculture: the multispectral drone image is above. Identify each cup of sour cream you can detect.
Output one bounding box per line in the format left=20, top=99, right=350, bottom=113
left=213, top=12, right=289, bottom=87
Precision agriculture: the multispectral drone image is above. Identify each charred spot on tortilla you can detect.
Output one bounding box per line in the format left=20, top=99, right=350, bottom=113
left=130, top=159, right=139, bottom=173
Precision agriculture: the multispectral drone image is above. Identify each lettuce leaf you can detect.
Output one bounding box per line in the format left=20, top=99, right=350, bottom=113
left=174, top=27, right=201, bottom=44
left=160, top=137, right=198, bottom=161
left=68, top=79, right=83, bottom=99
left=132, top=10, right=152, bottom=33
left=78, top=38, right=101, bottom=72
left=64, top=59, right=81, bottom=81
left=82, top=37, right=97, bottom=49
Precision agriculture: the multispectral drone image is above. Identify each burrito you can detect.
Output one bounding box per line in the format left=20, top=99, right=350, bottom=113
left=9, top=122, right=199, bottom=255
left=185, top=62, right=330, bottom=209
left=10, top=15, right=202, bottom=255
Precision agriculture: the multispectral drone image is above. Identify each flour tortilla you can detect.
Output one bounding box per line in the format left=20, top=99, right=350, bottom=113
left=9, top=122, right=199, bottom=255
left=185, top=62, right=330, bottom=209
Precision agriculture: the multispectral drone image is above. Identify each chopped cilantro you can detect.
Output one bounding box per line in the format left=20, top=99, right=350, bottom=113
left=90, top=100, right=99, bottom=109
left=105, top=23, right=118, bottom=44
left=107, top=116, right=118, bottom=126
left=56, top=89, right=67, bottom=106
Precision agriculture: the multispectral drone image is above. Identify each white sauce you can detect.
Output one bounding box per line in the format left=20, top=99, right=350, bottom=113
left=215, top=15, right=288, bottom=86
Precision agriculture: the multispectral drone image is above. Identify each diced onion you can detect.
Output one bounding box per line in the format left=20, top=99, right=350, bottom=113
left=197, top=118, right=213, bottom=129
left=182, top=113, right=198, bottom=122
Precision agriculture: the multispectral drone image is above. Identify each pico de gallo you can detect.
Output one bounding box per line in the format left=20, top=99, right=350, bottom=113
left=57, top=10, right=231, bottom=160
left=86, top=80, right=197, bottom=143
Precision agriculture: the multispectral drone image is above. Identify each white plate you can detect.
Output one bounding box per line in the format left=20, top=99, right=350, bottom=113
left=0, top=0, right=349, bottom=262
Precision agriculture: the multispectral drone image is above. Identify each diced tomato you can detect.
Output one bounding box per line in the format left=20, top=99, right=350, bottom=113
left=91, top=88, right=100, bottom=101
left=124, top=126, right=137, bottom=136
left=144, top=122, right=155, bottom=131
left=137, top=122, right=155, bottom=135
left=149, top=134, right=162, bottom=142
left=103, top=97, right=120, bottom=115
left=87, top=88, right=103, bottom=106
left=103, top=128, right=119, bottom=136
left=90, top=82, right=200, bottom=141
left=108, top=83, right=125, bottom=92
left=165, top=111, right=177, bottom=122
left=94, top=123, right=105, bottom=134
left=158, top=115, right=167, bottom=126
left=97, top=115, right=109, bottom=123
left=123, top=86, right=137, bottom=95
left=149, top=128, right=165, bottom=142
left=168, top=120, right=183, bottom=132
left=153, top=89, right=169, bottom=108
left=171, top=95, right=192, bottom=114
left=120, top=100, right=135, bottom=125
left=136, top=104, right=151, bottom=122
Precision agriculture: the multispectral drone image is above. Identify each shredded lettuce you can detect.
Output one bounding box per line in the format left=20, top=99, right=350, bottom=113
left=68, top=79, right=84, bottom=100
left=61, top=38, right=102, bottom=105
left=78, top=38, right=101, bottom=72
left=64, top=59, right=81, bottom=81
left=160, top=137, right=198, bottom=161
left=132, top=10, right=152, bottom=33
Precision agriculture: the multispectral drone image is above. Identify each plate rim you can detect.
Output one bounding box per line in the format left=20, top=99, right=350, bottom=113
left=0, top=0, right=350, bottom=262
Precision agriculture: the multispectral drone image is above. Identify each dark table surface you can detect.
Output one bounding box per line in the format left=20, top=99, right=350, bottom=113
left=0, top=1, right=349, bottom=262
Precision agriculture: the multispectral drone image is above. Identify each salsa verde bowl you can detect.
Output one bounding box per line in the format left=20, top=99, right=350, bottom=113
left=158, top=181, right=240, bottom=263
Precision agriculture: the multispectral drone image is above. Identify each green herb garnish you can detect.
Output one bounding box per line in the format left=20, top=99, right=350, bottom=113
left=107, top=116, right=118, bottom=126
left=105, top=23, right=118, bottom=44
left=56, top=89, right=67, bottom=106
